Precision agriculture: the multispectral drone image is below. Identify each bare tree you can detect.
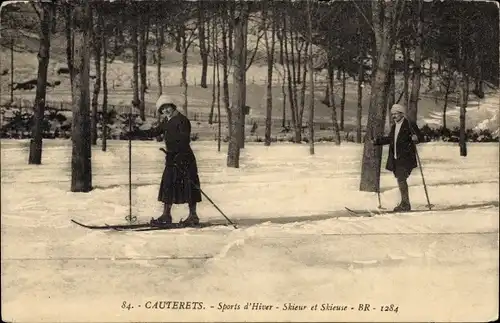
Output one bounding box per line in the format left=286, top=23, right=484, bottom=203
left=101, top=13, right=108, bottom=152
left=209, top=17, right=217, bottom=125
left=359, top=0, right=405, bottom=192
left=156, top=15, right=164, bottom=98
left=198, top=1, right=208, bottom=88
left=307, top=0, right=315, bottom=155
left=227, top=2, right=249, bottom=168
left=327, top=53, right=341, bottom=145
left=263, top=0, right=276, bottom=146
left=283, top=16, right=301, bottom=142
left=131, top=14, right=140, bottom=115
left=28, top=2, right=54, bottom=165
left=70, top=0, right=92, bottom=192
left=356, top=56, right=364, bottom=143
left=215, top=19, right=222, bottom=152
left=138, top=14, right=148, bottom=121
left=408, top=0, right=424, bottom=122
left=64, top=4, right=74, bottom=83
left=221, top=3, right=231, bottom=137
left=90, top=8, right=102, bottom=146
left=10, top=39, right=14, bottom=103
left=179, top=23, right=197, bottom=114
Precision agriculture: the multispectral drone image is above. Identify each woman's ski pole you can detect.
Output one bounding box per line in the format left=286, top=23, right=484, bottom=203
left=126, top=111, right=137, bottom=223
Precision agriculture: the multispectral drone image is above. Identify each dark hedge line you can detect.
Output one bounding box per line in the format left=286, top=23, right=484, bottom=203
left=1, top=107, right=498, bottom=143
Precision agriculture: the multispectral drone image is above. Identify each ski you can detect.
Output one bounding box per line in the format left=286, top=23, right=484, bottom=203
left=345, top=206, right=435, bottom=216
left=72, top=219, right=228, bottom=231
left=123, top=222, right=228, bottom=232
left=71, top=219, right=151, bottom=230
left=345, top=207, right=375, bottom=217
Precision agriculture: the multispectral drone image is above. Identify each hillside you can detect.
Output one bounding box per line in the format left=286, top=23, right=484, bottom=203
left=0, top=4, right=498, bottom=138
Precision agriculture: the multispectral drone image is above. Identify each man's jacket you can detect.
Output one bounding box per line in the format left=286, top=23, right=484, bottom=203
left=374, top=118, right=424, bottom=172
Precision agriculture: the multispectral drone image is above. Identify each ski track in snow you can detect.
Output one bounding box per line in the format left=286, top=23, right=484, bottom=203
left=1, top=140, right=498, bottom=322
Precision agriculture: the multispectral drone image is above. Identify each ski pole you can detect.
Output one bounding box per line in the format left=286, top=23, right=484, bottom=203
left=126, top=111, right=137, bottom=224
left=160, top=148, right=238, bottom=229
left=405, top=118, right=433, bottom=210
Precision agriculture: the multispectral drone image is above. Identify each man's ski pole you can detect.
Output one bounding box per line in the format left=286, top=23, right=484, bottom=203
left=160, top=148, right=238, bottom=229
left=406, top=118, right=433, bottom=210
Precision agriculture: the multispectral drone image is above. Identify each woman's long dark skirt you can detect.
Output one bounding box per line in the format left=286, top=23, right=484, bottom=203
left=158, top=149, right=202, bottom=205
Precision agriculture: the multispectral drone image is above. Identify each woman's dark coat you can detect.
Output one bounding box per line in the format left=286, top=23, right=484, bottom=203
left=138, top=112, right=202, bottom=205
left=374, top=118, right=424, bottom=173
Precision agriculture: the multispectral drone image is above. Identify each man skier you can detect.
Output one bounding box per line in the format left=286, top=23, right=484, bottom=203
left=129, top=95, right=202, bottom=226
left=373, top=104, right=424, bottom=212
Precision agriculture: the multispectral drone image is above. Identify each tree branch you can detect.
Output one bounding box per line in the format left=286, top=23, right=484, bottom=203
left=245, top=30, right=265, bottom=71
left=31, top=2, right=41, bottom=22
left=350, top=0, right=376, bottom=35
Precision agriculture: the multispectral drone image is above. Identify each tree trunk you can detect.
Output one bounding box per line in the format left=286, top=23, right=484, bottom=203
left=307, top=0, right=315, bottom=154
left=239, top=11, right=249, bottom=149
left=101, top=13, right=108, bottom=152
left=299, top=42, right=309, bottom=128
left=408, top=0, right=423, bottom=122
left=359, top=0, right=402, bottom=192
left=71, top=1, right=92, bottom=192
left=443, top=75, right=450, bottom=130
left=131, top=17, right=140, bottom=113
left=401, top=41, right=409, bottom=107
left=283, top=16, right=300, bottom=142
left=29, top=3, right=53, bottom=165
left=156, top=18, right=163, bottom=99
left=180, top=26, right=188, bottom=114
left=327, top=56, right=341, bottom=145
left=138, top=16, right=147, bottom=121
left=209, top=18, right=216, bottom=125
left=288, top=22, right=299, bottom=132
left=387, top=66, right=396, bottom=129
left=296, top=35, right=302, bottom=85
left=458, top=16, right=467, bottom=157
left=175, top=26, right=181, bottom=53
left=437, top=55, right=442, bottom=75
left=91, top=9, right=102, bottom=146
left=221, top=9, right=231, bottom=138
left=228, top=2, right=234, bottom=59
left=340, top=67, right=346, bottom=131
left=227, top=2, right=249, bottom=168
left=65, top=4, right=74, bottom=84
left=198, top=1, right=208, bottom=88
left=322, top=82, right=330, bottom=105
left=264, top=1, right=275, bottom=146
left=277, top=28, right=284, bottom=65
left=459, top=78, right=467, bottom=156
left=10, top=39, right=14, bottom=103
left=356, top=59, right=364, bottom=143
left=428, top=57, right=433, bottom=90
left=279, top=26, right=286, bottom=128
left=216, top=24, right=222, bottom=152
left=281, top=75, right=287, bottom=128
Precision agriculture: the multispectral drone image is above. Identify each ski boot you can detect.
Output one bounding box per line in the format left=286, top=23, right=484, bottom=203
left=150, top=214, right=173, bottom=227
left=180, top=203, right=200, bottom=227
left=393, top=202, right=411, bottom=212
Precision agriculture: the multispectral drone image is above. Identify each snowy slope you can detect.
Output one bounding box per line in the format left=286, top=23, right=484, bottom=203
left=1, top=140, right=498, bottom=322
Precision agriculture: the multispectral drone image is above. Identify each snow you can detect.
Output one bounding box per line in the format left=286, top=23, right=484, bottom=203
left=1, top=139, right=499, bottom=322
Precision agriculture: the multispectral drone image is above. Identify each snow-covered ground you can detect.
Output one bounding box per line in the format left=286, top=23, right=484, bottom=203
left=1, top=139, right=498, bottom=322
